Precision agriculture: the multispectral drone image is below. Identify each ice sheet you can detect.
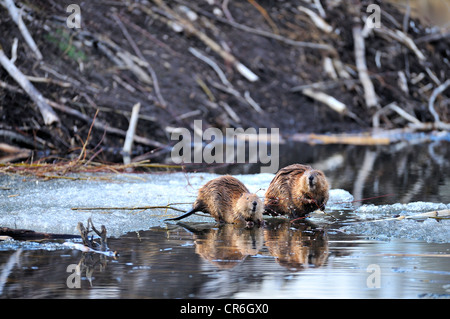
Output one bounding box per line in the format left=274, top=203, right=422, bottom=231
left=0, top=173, right=274, bottom=237
left=1, top=173, right=449, bottom=242
left=341, top=201, right=450, bottom=243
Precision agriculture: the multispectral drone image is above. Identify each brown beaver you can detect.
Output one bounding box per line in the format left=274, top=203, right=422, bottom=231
left=165, top=175, right=264, bottom=226
left=264, top=164, right=329, bottom=218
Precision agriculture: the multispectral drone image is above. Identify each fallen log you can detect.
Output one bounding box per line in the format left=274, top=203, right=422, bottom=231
left=0, top=227, right=80, bottom=240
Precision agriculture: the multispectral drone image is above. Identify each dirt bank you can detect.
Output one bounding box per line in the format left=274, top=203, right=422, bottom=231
left=0, top=0, right=449, bottom=163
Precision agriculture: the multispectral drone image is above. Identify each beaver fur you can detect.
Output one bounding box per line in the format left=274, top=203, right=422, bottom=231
left=165, top=175, right=264, bottom=226
left=264, top=164, right=329, bottom=218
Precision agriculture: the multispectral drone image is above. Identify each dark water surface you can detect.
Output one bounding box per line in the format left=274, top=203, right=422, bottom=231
left=0, top=141, right=449, bottom=299
left=1, top=221, right=449, bottom=299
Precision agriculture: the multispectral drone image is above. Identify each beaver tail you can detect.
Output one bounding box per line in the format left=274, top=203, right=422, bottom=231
left=164, top=208, right=198, bottom=221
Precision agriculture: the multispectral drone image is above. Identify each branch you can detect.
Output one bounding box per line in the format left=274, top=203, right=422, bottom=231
left=188, top=47, right=231, bottom=87
left=176, top=0, right=335, bottom=52
left=372, top=102, right=422, bottom=128
left=362, top=209, right=450, bottom=223
left=353, top=25, right=378, bottom=108
left=302, top=88, right=347, bottom=114
left=112, top=13, right=168, bottom=108
left=1, top=0, right=42, bottom=60
left=0, top=49, right=60, bottom=125
left=46, top=99, right=165, bottom=148
left=428, top=79, right=450, bottom=125
left=374, top=26, right=425, bottom=61
left=123, top=102, right=141, bottom=164
left=297, top=6, right=333, bottom=33
left=146, top=1, right=259, bottom=82
left=71, top=204, right=188, bottom=213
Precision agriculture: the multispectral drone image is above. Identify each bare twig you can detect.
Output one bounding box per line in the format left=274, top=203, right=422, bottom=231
left=222, top=0, right=234, bottom=22
left=248, top=0, right=279, bottom=34
left=147, top=0, right=259, bottom=82
left=372, top=102, right=422, bottom=128
left=302, top=88, right=347, bottom=114
left=428, top=79, right=450, bottom=125
left=46, top=99, right=165, bottom=148
left=176, top=0, right=335, bottom=52
left=189, top=47, right=231, bottom=87
left=219, top=101, right=241, bottom=123
left=195, top=75, right=216, bottom=102
left=302, top=88, right=366, bottom=125
left=10, top=37, right=18, bottom=63
left=244, top=91, right=263, bottom=113
left=362, top=209, right=450, bottom=223
left=374, top=27, right=425, bottom=61
left=71, top=205, right=187, bottom=213
left=112, top=13, right=167, bottom=108
left=297, top=6, right=333, bottom=33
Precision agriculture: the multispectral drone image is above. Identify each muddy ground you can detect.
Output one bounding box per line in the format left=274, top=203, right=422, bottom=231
left=0, top=0, right=449, bottom=163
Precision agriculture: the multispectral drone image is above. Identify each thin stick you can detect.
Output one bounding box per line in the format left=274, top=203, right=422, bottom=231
left=357, top=209, right=450, bottom=223
left=244, top=91, right=263, bottom=113
left=78, top=109, right=99, bottom=162
left=370, top=253, right=450, bottom=258
left=302, top=88, right=347, bottom=114
left=374, top=27, right=425, bottom=61
left=372, top=102, right=422, bottom=128
left=71, top=205, right=188, bottom=213
left=297, top=6, right=333, bottom=33
left=219, top=101, right=241, bottom=123
left=112, top=13, right=167, bottom=108
left=189, top=47, right=231, bottom=87
left=428, top=79, right=450, bottom=124
left=177, top=1, right=335, bottom=52
left=248, top=0, right=279, bottom=34
left=147, top=1, right=259, bottom=82
left=46, top=99, right=165, bottom=148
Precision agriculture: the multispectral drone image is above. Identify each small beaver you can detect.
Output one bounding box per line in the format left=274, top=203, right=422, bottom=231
left=264, top=164, right=329, bottom=218
left=165, top=175, right=264, bottom=226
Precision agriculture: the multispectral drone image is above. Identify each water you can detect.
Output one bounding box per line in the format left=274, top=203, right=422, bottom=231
left=0, top=141, right=449, bottom=298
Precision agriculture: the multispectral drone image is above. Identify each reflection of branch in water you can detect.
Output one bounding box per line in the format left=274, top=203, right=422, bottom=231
left=63, top=218, right=117, bottom=287
left=0, top=249, right=22, bottom=295
left=352, top=149, right=377, bottom=206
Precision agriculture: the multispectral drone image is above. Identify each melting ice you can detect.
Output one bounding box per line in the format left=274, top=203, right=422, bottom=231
left=1, top=172, right=449, bottom=243
left=341, top=201, right=450, bottom=243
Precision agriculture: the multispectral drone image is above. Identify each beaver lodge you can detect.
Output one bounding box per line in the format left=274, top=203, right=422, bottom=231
left=0, top=0, right=449, bottom=166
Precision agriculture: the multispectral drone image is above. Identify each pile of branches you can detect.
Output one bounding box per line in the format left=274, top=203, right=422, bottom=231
left=0, top=0, right=449, bottom=163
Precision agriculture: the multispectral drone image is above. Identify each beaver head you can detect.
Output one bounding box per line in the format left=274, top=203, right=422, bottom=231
left=301, top=169, right=328, bottom=193
left=235, top=193, right=264, bottom=226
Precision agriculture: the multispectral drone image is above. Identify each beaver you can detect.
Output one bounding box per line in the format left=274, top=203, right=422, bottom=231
left=264, top=164, right=329, bottom=218
left=165, top=175, right=264, bottom=226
